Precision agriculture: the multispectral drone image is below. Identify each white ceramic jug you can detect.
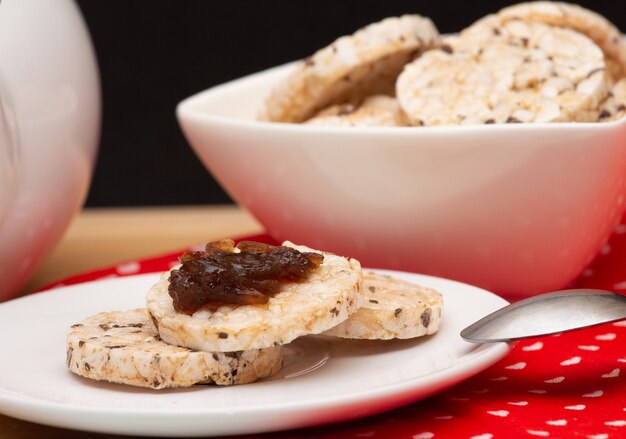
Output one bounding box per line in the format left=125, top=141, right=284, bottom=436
left=0, top=0, right=100, bottom=299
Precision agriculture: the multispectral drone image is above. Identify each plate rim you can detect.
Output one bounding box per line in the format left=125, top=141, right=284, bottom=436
left=0, top=270, right=511, bottom=436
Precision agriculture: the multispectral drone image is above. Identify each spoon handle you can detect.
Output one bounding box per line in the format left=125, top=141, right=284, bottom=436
left=461, top=289, right=626, bottom=343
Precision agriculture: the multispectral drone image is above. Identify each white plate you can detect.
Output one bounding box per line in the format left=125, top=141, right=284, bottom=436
left=0, top=270, right=510, bottom=437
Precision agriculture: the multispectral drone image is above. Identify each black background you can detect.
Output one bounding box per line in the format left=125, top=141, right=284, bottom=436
left=77, top=1, right=626, bottom=207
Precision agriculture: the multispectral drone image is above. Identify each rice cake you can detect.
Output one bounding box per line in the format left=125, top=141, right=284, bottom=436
left=66, top=309, right=283, bottom=389
left=260, top=15, right=440, bottom=123
left=323, top=272, right=443, bottom=340
left=305, top=95, right=409, bottom=127
left=396, top=21, right=608, bottom=126
left=479, top=2, right=626, bottom=82
left=147, top=242, right=362, bottom=352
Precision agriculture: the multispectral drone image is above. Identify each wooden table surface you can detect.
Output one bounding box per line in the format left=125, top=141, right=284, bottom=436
left=5, top=205, right=263, bottom=438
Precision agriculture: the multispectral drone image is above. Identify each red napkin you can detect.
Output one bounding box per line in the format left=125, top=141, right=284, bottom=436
left=46, top=231, right=626, bottom=439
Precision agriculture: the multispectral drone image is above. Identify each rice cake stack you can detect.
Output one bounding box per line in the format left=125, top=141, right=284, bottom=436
left=259, top=2, right=626, bottom=127
left=66, top=240, right=446, bottom=390
left=67, top=241, right=365, bottom=389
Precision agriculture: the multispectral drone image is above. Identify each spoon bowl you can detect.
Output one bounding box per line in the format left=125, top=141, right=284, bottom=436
left=461, top=289, right=626, bottom=343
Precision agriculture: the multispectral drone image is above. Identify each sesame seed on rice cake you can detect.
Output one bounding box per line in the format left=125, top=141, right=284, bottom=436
left=323, top=271, right=443, bottom=340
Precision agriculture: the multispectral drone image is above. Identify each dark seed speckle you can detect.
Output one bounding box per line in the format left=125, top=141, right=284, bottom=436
left=421, top=308, right=432, bottom=328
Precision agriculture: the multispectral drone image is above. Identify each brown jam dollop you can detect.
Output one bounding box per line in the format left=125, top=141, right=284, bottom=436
left=168, top=239, right=324, bottom=315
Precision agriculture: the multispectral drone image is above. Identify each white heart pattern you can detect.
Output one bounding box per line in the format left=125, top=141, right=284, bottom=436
left=115, top=261, right=141, bottom=275
left=578, top=345, right=600, bottom=351
left=560, top=356, right=582, bottom=366
left=544, top=376, right=565, bottom=383
left=564, top=404, right=586, bottom=410
left=505, top=362, right=527, bottom=370
left=526, top=430, right=549, bottom=437
left=522, top=342, right=543, bottom=351
left=486, top=410, right=509, bottom=417
left=601, top=368, right=620, bottom=378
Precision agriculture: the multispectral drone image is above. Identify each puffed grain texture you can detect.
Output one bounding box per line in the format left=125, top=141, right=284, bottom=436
left=479, top=2, right=626, bottom=81
left=323, top=272, right=443, bottom=340
left=397, top=21, right=608, bottom=126
left=66, top=309, right=283, bottom=389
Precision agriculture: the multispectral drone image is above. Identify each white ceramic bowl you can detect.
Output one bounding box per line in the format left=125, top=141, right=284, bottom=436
left=177, top=63, right=626, bottom=299
left=0, top=0, right=100, bottom=299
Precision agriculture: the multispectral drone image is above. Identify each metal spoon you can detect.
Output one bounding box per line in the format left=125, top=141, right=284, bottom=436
left=461, top=289, right=626, bottom=343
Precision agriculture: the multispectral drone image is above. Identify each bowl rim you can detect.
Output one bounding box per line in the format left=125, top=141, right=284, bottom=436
left=176, top=61, right=626, bottom=135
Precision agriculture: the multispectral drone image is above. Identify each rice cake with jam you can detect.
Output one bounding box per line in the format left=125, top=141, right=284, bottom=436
left=147, top=242, right=362, bottom=352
